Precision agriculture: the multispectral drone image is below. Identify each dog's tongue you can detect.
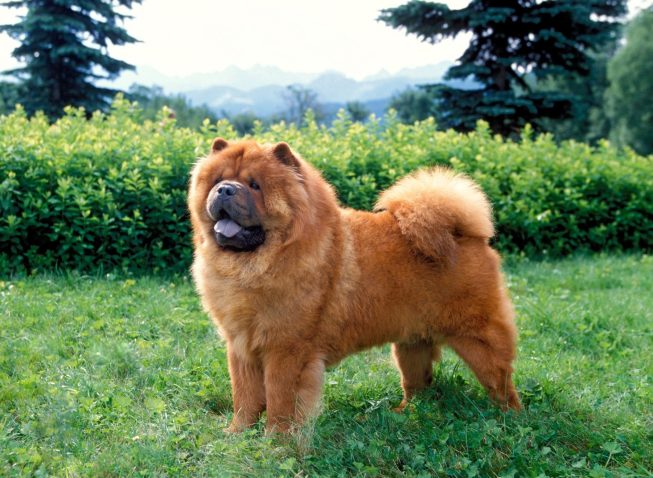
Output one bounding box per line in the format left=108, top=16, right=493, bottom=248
left=215, top=219, right=243, bottom=238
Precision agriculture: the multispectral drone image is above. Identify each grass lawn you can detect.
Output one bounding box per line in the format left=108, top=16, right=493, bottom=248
left=1, top=255, right=652, bottom=477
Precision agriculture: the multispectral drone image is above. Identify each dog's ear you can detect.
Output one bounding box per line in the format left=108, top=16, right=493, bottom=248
left=211, top=137, right=229, bottom=153
left=272, top=142, right=301, bottom=170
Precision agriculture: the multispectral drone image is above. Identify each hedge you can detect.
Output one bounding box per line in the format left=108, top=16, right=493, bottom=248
left=1, top=96, right=651, bottom=274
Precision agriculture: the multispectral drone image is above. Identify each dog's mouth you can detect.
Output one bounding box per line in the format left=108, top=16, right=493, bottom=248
left=213, top=209, right=265, bottom=252
left=214, top=209, right=245, bottom=238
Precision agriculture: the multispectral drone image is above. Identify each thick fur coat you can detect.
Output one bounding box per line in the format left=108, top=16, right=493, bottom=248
left=189, top=139, right=520, bottom=433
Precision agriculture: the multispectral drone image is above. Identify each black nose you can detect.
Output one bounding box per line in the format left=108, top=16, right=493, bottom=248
left=217, top=183, right=237, bottom=198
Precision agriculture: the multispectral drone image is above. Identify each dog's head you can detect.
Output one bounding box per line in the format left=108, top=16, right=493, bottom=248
left=189, top=138, right=334, bottom=260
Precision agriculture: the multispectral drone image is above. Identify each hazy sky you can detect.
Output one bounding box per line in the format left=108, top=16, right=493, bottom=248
left=1, top=0, right=651, bottom=80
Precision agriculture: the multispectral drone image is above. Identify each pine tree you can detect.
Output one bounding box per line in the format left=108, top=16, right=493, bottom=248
left=0, top=0, right=141, bottom=118
left=379, top=0, right=627, bottom=136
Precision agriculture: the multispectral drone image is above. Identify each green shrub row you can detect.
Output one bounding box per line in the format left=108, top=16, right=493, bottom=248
left=1, top=96, right=651, bottom=274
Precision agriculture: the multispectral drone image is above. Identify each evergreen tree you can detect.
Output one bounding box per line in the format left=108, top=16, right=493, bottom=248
left=0, top=0, right=141, bottom=118
left=379, top=0, right=627, bottom=136
left=606, top=7, right=653, bottom=155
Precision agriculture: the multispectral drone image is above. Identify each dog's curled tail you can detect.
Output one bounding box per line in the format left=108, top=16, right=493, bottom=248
left=375, top=167, right=494, bottom=262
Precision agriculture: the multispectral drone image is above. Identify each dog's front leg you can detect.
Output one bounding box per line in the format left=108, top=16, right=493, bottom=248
left=263, top=349, right=325, bottom=433
left=225, top=345, right=266, bottom=433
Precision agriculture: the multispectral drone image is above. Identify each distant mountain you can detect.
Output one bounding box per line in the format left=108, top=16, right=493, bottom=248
left=184, top=84, right=286, bottom=116
left=305, top=71, right=433, bottom=104
left=181, top=72, right=417, bottom=117
left=113, top=62, right=476, bottom=118
left=363, top=62, right=452, bottom=83
left=113, top=64, right=319, bottom=93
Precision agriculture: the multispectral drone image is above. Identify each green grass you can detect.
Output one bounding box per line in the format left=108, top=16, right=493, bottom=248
left=1, top=255, right=651, bottom=477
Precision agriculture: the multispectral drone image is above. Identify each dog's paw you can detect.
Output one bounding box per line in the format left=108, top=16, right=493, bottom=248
left=224, top=421, right=247, bottom=434
left=392, top=399, right=409, bottom=413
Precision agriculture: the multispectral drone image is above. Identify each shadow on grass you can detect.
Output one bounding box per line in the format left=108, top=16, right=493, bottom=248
left=203, top=392, right=232, bottom=416
left=275, top=367, right=652, bottom=477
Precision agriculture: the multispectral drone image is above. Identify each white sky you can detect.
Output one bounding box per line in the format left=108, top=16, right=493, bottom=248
left=1, top=0, right=651, bottom=80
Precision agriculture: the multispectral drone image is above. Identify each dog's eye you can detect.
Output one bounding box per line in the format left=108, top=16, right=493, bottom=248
left=249, top=180, right=260, bottom=191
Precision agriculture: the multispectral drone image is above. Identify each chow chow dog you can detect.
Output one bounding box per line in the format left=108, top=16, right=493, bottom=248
left=188, top=138, right=520, bottom=432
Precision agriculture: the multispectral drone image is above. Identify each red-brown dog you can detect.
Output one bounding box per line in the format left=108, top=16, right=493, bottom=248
left=189, top=138, right=520, bottom=433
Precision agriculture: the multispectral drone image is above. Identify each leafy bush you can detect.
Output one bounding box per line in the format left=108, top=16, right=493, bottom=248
left=1, top=98, right=651, bottom=273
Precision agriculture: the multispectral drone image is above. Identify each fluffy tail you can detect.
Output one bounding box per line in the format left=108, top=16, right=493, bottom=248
left=375, top=167, right=494, bottom=262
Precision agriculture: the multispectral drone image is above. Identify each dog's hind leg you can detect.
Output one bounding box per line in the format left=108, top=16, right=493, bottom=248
left=392, top=340, right=434, bottom=411
left=445, top=319, right=521, bottom=410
